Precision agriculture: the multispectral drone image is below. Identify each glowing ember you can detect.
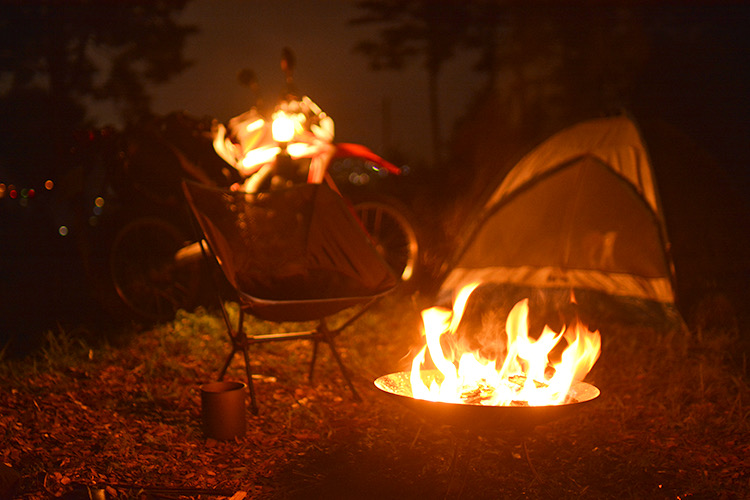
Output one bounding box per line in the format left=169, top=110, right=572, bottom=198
left=410, top=283, right=601, bottom=407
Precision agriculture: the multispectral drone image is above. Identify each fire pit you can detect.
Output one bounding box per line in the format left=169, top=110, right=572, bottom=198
left=375, top=371, right=599, bottom=432
left=376, top=282, right=602, bottom=432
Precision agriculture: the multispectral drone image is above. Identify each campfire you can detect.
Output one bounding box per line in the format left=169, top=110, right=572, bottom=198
left=375, top=283, right=602, bottom=429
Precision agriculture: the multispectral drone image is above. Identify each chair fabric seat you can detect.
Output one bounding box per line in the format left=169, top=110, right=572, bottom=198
left=183, top=181, right=396, bottom=307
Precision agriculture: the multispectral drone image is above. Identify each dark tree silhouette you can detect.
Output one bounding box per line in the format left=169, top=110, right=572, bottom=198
left=351, top=2, right=651, bottom=165
left=351, top=0, right=470, bottom=164
left=459, top=4, right=649, bottom=138
left=0, top=0, right=196, bottom=180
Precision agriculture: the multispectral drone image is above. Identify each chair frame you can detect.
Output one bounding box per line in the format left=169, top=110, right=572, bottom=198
left=213, top=295, right=375, bottom=414
left=190, top=208, right=386, bottom=415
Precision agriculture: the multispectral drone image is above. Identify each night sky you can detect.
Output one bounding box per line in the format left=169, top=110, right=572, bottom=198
left=114, top=0, right=552, bottom=166
left=124, top=1, right=750, bottom=186
left=136, top=0, right=479, bottom=163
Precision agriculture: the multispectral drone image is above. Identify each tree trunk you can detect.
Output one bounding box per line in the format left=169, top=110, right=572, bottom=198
left=427, top=67, right=442, bottom=165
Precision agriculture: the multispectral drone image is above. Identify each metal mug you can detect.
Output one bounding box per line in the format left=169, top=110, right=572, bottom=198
left=200, top=381, right=247, bottom=440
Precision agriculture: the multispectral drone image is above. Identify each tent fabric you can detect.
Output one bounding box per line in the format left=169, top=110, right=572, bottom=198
left=486, top=116, right=660, bottom=215
left=443, top=115, right=676, bottom=305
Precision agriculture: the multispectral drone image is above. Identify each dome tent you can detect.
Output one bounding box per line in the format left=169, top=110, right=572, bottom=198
left=441, top=114, right=749, bottom=328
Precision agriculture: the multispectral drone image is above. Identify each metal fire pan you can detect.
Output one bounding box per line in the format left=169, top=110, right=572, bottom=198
left=374, top=371, right=600, bottom=433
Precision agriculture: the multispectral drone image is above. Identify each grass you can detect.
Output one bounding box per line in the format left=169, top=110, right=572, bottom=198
left=1, top=290, right=748, bottom=499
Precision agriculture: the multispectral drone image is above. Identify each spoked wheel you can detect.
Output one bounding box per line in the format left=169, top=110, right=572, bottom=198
left=352, top=195, right=421, bottom=284
left=109, top=216, right=201, bottom=322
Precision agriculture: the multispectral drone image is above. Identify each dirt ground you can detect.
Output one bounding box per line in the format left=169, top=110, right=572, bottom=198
left=1, top=294, right=748, bottom=499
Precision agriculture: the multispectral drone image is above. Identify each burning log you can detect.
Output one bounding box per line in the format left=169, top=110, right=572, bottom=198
left=374, top=283, right=601, bottom=431
left=408, top=283, right=600, bottom=408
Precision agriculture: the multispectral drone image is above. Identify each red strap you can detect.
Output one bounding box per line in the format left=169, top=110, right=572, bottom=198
left=333, top=143, right=401, bottom=175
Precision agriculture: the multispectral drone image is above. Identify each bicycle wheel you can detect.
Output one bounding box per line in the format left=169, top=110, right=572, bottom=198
left=352, top=195, right=420, bottom=283
left=109, top=216, right=200, bottom=322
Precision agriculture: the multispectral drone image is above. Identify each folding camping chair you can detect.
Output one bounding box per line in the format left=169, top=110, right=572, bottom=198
left=182, top=180, right=397, bottom=414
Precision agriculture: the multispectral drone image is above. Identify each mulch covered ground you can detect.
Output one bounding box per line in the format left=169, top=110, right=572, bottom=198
left=1, top=294, right=748, bottom=499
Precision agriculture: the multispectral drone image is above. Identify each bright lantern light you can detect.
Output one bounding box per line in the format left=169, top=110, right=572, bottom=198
left=272, top=113, right=295, bottom=143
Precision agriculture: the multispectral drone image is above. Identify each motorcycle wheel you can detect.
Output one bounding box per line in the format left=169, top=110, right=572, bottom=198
left=352, top=194, right=421, bottom=285
left=109, top=216, right=201, bottom=322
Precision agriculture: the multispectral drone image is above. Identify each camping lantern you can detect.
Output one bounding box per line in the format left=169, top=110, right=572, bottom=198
left=271, top=110, right=295, bottom=145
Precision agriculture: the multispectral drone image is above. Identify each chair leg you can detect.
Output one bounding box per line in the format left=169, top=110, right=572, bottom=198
left=218, top=350, right=235, bottom=381
left=216, top=290, right=239, bottom=382
left=308, top=339, right=320, bottom=382
left=318, top=321, right=361, bottom=402
left=217, top=305, right=244, bottom=380
left=234, top=309, right=259, bottom=415
left=217, top=308, right=259, bottom=415
left=241, top=344, right=259, bottom=415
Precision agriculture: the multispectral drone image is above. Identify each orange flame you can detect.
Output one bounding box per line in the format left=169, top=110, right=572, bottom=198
left=410, top=283, right=601, bottom=406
